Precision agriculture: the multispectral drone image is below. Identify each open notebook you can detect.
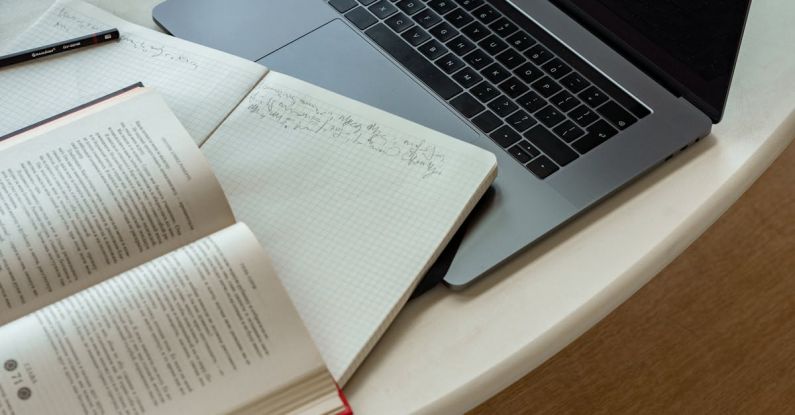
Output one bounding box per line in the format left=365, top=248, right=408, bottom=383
left=1, top=0, right=498, bottom=385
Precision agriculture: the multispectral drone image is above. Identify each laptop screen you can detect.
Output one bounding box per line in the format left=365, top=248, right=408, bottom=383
left=551, top=0, right=751, bottom=122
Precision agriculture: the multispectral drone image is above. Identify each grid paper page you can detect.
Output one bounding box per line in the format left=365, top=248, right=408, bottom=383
left=202, top=72, right=497, bottom=384
left=0, top=0, right=266, bottom=144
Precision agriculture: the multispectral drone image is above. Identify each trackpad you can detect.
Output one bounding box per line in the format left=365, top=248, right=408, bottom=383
left=154, top=0, right=336, bottom=60
left=258, top=19, right=480, bottom=143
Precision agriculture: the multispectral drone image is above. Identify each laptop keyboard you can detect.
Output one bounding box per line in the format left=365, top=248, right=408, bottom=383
left=328, top=0, right=650, bottom=179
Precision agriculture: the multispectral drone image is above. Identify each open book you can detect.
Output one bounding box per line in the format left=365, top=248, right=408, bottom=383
left=0, top=86, right=350, bottom=414
left=0, top=0, right=498, bottom=384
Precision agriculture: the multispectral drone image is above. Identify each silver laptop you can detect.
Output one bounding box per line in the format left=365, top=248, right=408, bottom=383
left=153, top=0, right=751, bottom=288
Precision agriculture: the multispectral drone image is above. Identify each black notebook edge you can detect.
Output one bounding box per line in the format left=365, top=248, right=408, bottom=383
left=0, top=82, right=145, bottom=142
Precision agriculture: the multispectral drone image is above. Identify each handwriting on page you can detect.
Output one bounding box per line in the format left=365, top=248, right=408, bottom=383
left=52, top=7, right=199, bottom=70
left=246, top=87, right=446, bottom=178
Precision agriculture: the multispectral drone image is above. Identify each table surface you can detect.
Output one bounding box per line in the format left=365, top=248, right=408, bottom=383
left=471, top=135, right=795, bottom=413
left=3, top=1, right=794, bottom=414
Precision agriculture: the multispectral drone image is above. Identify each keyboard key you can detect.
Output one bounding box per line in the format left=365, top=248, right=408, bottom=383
left=471, top=81, right=500, bottom=102
left=541, top=57, right=572, bottom=79
left=482, top=62, right=510, bottom=84
left=526, top=155, right=559, bottom=179
left=489, top=17, right=518, bottom=37
left=450, top=92, right=485, bottom=117
left=369, top=0, right=398, bottom=18
left=531, top=75, right=562, bottom=98
left=427, top=0, right=456, bottom=14
left=412, top=8, right=441, bottom=28
left=596, top=100, right=637, bottom=130
left=498, top=77, right=529, bottom=98
left=579, top=85, right=608, bottom=107
left=517, top=139, right=540, bottom=157
left=507, top=144, right=533, bottom=164
left=472, top=4, right=499, bottom=24
left=330, top=0, right=357, bottom=13
left=490, top=125, right=522, bottom=148
left=358, top=0, right=377, bottom=5
left=630, top=103, right=651, bottom=119
left=572, top=119, right=618, bottom=153
left=478, top=35, right=508, bottom=55
left=514, top=61, right=543, bottom=84
left=487, top=95, right=518, bottom=117
left=524, top=125, right=578, bottom=166
left=505, top=110, right=537, bottom=132
left=495, top=48, right=524, bottom=69
left=463, top=49, right=492, bottom=70
left=516, top=91, right=545, bottom=113
left=472, top=110, right=502, bottom=133
left=446, top=9, right=473, bottom=28
left=553, top=120, right=584, bottom=142
left=429, top=21, right=458, bottom=42
left=535, top=105, right=565, bottom=128
left=436, top=53, right=465, bottom=73
left=525, top=44, right=552, bottom=65
left=396, top=0, right=425, bottom=15
left=402, top=26, right=430, bottom=45
left=587, top=119, right=619, bottom=139
left=366, top=24, right=462, bottom=99
left=418, top=39, right=448, bottom=60
left=452, top=67, right=482, bottom=88
left=550, top=90, right=580, bottom=112
left=559, top=71, right=589, bottom=93
left=461, top=21, right=489, bottom=42
left=447, top=35, right=475, bottom=55
left=455, top=0, right=483, bottom=11
left=346, top=7, right=378, bottom=29
left=506, top=31, right=534, bottom=51
left=385, top=12, right=414, bottom=32
left=569, top=104, right=599, bottom=127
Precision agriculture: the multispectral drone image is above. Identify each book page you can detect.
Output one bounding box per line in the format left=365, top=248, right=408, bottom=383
left=0, top=0, right=267, bottom=144
left=0, top=87, right=235, bottom=326
left=0, top=223, right=337, bottom=415
left=202, top=71, right=497, bottom=383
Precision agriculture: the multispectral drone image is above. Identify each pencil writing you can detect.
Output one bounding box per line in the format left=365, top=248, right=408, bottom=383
left=51, top=7, right=198, bottom=70
left=245, top=86, right=446, bottom=178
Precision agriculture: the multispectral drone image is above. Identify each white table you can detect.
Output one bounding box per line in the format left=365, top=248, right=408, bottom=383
left=3, top=1, right=794, bottom=413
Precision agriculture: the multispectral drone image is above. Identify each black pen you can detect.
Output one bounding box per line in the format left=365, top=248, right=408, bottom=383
left=0, top=28, right=120, bottom=69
